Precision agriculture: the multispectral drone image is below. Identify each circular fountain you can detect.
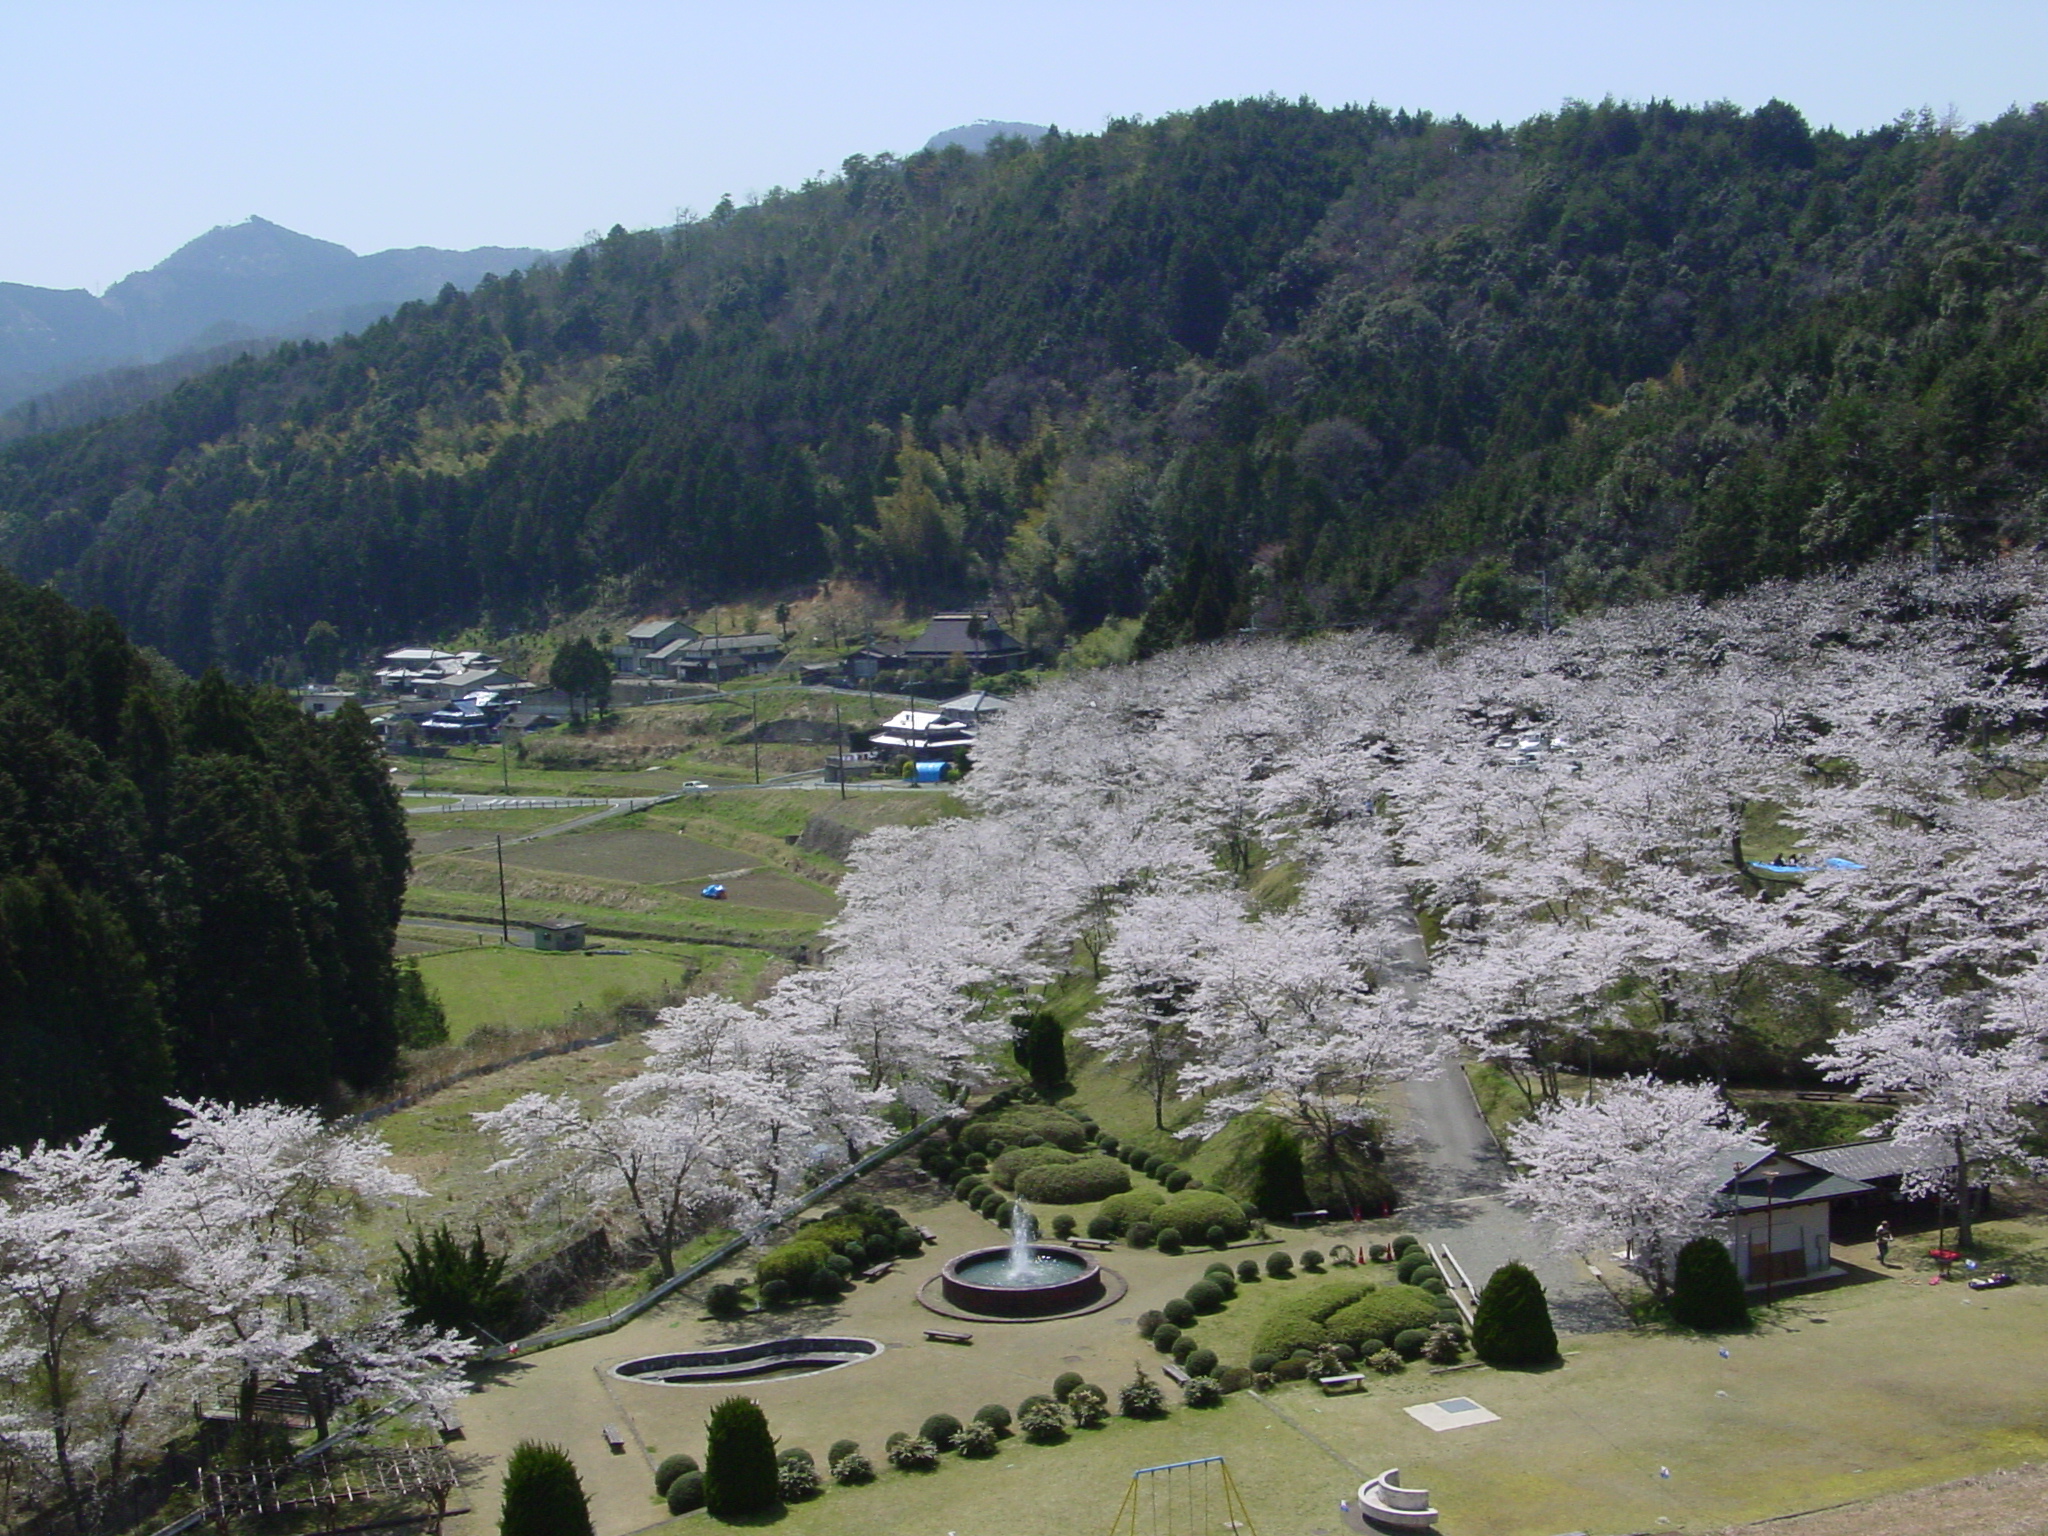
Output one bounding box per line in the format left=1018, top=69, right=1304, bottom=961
left=927, top=1200, right=1120, bottom=1320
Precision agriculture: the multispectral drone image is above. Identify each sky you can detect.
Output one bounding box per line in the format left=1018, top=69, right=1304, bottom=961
left=4, top=0, right=2045, bottom=294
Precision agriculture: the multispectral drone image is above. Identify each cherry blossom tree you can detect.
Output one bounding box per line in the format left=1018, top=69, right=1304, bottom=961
left=1503, top=1075, right=1758, bottom=1301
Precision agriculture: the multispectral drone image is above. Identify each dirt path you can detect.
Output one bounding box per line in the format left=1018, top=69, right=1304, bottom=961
left=1711, top=1461, right=2048, bottom=1536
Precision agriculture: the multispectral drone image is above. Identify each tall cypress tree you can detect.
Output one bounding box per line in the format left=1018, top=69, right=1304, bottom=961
left=498, top=1442, right=593, bottom=1536
left=1471, top=1262, right=1559, bottom=1367
left=703, top=1397, right=779, bottom=1518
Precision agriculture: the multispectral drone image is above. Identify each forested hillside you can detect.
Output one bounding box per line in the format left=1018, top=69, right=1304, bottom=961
left=0, top=570, right=410, bottom=1153
left=3, top=97, right=2048, bottom=669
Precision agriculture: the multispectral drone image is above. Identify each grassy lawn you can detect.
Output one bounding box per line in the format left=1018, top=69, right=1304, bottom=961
left=413, top=941, right=737, bottom=1041
left=438, top=1192, right=2048, bottom=1536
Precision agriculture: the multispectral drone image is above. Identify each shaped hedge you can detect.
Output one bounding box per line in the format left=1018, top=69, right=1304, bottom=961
left=960, top=1106, right=1090, bottom=1153
left=990, top=1145, right=1081, bottom=1189
left=1096, top=1191, right=1164, bottom=1232
left=1152, top=1190, right=1249, bottom=1242
left=1016, top=1156, right=1132, bottom=1205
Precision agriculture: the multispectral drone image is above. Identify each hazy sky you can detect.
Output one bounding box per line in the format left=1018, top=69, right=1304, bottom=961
left=6, top=0, right=2045, bottom=293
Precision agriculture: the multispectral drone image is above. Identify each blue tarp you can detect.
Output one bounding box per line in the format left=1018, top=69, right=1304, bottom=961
left=912, top=760, right=948, bottom=783
left=700, top=883, right=726, bottom=899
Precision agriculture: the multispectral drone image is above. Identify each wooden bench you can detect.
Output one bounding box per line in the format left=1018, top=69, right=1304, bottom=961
left=924, top=1329, right=973, bottom=1344
left=917, top=1226, right=939, bottom=1244
left=601, top=1424, right=626, bottom=1454
left=1068, top=1237, right=1112, bottom=1250
left=1292, top=1209, right=1332, bottom=1224
left=1162, top=1363, right=1191, bottom=1386
left=861, top=1260, right=895, bottom=1282
left=1318, top=1373, right=1368, bottom=1396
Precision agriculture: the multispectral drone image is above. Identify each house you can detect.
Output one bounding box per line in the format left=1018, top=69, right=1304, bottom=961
left=614, top=619, right=700, bottom=674
left=1718, top=1149, right=1872, bottom=1289
left=521, top=919, right=587, bottom=952
left=298, top=686, right=355, bottom=718
left=663, top=633, right=786, bottom=683
left=939, top=690, right=1009, bottom=723
left=1794, top=1136, right=1974, bottom=1214
left=857, top=613, right=1027, bottom=675
left=414, top=666, right=521, bottom=701
left=867, top=708, right=976, bottom=758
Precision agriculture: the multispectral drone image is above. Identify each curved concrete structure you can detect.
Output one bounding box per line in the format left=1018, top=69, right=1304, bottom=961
left=614, top=1336, right=880, bottom=1385
left=939, top=1243, right=1106, bottom=1318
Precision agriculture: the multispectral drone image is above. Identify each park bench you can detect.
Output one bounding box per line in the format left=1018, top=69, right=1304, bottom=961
left=1291, top=1209, right=1332, bottom=1224
left=1162, top=1363, right=1191, bottom=1386
left=924, top=1329, right=973, bottom=1344
left=861, top=1260, right=895, bottom=1282
left=917, top=1226, right=939, bottom=1244
left=601, top=1424, right=626, bottom=1454
left=1318, top=1373, right=1368, bottom=1396
left=1069, top=1237, right=1112, bottom=1250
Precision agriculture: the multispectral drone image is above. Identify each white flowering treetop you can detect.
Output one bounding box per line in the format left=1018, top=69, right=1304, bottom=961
left=1503, top=1076, right=1759, bottom=1300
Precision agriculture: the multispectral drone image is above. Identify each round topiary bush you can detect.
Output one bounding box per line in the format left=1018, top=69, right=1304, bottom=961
left=1393, top=1328, right=1429, bottom=1358
left=1201, top=1223, right=1225, bottom=1249
left=1209, top=1271, right=1237, bottom=1299
left=1016, top=1156, right=1133, bottom=1205
left=989, top=1144, right=1080, bottom=1190
left=1471, top=1261, right=1559, bottom=1367
left=1165, top=1169, right=1193, bottom=1192
left=827, top=1439, right=859, bottom=1467
left=1017, top=1394, right=1053, bottom=1416
left=954, top=1174, right=983, bottom=1199
left=1395, top=1251, right=1430, bottom=1284
left=972, top=1403, right=1012, bottom=1434
left=1321, top=1286, right=1443, bottom=1353
left=756, top=1239, right=832, bottom=1291
left=1098, top=1191, right=1163, bottom=1232
left=1217, top=1365, right=1253, bottom=1394
left=1151, top=1322, right=1181, bottom=1353
left=1157, top=1227, right=1185, bottom=1255
left=1051, top=1213, right=1077, bottom=1239
left=994, top=1201, right=1018, bottom=1229
left=1053, top=1370, right=1085, bottom=1401
left=1098, top=1133, right=1120, bottom=1153
left=1135, top=1308, right=1164, bottom=1338
left=1182, top=1375, right=1223, bottom=1407
left=896, top=1227, right=924, bottom=1257
left=1185, top=1279, right=1225, bottom=1312
left=1184, top=1346, right=1219, bottom=1378
left=654, top=1453, right=700, bottom=1496
left=758, top=1276, right=790, bottom=1307
left=1391, top=1234, right=1420, bottom=1257
left=1154, top=1190, right=1251, bottom=1243
left=1670, top=1236, right=1750, bottom=1331
left=1163, top=1297, right=1197, bottom=1328
left=703, top=1397, right=779, bottom=1519
left=1266, top=1251, right=1294, bottom=1278
left=1420, top=1277, right=1447, bottom=1295
left=1237, top=1258, right=1260, bottom=1283
left=1249, top=1351, right=1279, bottom=1373
left=665, top=1470, right=705, bottom=1514
left=1126, top=1222, right=1157, bottom=1249
left=705, top=1282, right=745, bottom=1318
left=1171, top=1334, right=1197, bottom=1362
left=919, top=1412, right=962, bottom=1452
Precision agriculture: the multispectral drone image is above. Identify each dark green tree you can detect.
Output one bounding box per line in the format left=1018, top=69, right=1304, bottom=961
left=498, top=1442, right=594, bottom=1536
left=1669, top=1237, right=1749, bottom=1331
left=703, top=1396, right=780, bottom=1518
left=394, top=1224, right=525, bottom=1343
left=302, top=620, right=343, bottom=683
left=394, top=959, right=449, bottom=1048
left=1471, top=1262, right=1559, bottom=1367
left=551, top=637, right=612, bottom=722
left=1010, top=1008, right=1068, bottom=1094
left=1249, top=1121, right=1311, bottom=1220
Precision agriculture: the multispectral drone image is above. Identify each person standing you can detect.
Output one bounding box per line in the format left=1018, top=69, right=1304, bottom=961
left=1875, top=1220, right=1894, bottom=1265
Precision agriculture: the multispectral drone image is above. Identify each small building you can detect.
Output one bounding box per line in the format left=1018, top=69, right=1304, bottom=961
left=880, top=613, right=1027, bottom=674
left=415, top=666, right=521, bottom=701
left=298, top=686, right=355, bottom=718
left=867, top=708, right=976, bottom=758
left=522, top=918, right=587, bottom=952
left=1719, top=1149, right=1871, bottom=1289
left=664, top=633, right=786, bottom=683
left=939, top=690, right=1009, bottom=723
left=615, top=619, right=701, bottom=674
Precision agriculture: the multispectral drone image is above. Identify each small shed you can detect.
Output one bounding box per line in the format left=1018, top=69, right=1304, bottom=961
left=523, top=919, right=587, bottom=952
left=1721, top=1150, right=1871, bottom=1288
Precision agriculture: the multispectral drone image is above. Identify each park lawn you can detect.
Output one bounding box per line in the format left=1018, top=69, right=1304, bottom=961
left=413, top=941, right=733, bottom=1041
left=1060, top=1046, right=1275, bottom=1204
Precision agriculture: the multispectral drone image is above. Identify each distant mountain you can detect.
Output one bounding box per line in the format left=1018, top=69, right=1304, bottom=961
left=0, top=217, right=551, bottom=412
left=924, top=120, right=1048, bottom=154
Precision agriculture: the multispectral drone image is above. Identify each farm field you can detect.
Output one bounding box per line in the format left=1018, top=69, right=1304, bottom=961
left=411, top=941, right=734, bottom=1041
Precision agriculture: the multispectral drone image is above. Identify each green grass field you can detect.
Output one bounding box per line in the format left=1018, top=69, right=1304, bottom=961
left=412, top=941, right=746, bottom=1040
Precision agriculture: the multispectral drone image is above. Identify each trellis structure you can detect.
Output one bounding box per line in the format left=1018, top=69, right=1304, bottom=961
left=196, top=1447, right=461, bottom=1536
left=1105, top=1455, right=1258, bottom=1536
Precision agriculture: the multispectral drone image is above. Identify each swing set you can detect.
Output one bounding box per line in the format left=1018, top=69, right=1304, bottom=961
left=1105, top=1455, right=1259, bottom=1536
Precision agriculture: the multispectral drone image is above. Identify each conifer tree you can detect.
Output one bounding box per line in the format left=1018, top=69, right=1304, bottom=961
left=1471, top=1262, right=1559, bottom=1367
left=498, top=1442, right=594, bottom=1536
left=704, top=1396, right=780, bottom=1517
left=1669, top=1236, right=1749, bottom=1331
left=1250, top=1121, right=1311, bottom=1219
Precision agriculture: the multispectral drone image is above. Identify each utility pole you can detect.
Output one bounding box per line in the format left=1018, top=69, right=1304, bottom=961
left=835, top=696, right=846, bottom=800
left=495, top=836, right=510, bottom=945
left=752, top=690, right=761, bottom=785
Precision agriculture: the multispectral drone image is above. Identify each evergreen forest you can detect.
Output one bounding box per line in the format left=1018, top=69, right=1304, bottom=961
left=0, top=568, right=411, bottom=1154
left=3, top=96, right=2048, bottom=668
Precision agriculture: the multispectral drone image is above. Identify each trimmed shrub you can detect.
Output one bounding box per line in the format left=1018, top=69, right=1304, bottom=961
left=954, top=1174, right=984, bottom=1199
left=1395, top=1251, right=1430, bottom=1284
left=1272, top=1356, right=1310, bottom=1381
left=1155, top=1190, right=1251, bottom=1242
left=1017, top=1156, right=1132, bottom=1205
left=1098, top=1133, right=1120, bottom=1153
left=1087, top=1215, right=1115, bottom=1240
left=1671, top=1237, right=1750, bottom=1331
left=756, top=1239, right=832, bottom=1290
left=1171, top=1334, right=1197, bottom=1361
left=759, top=1277, right=791, bottom=1307
left=1300, top=1249, right=1325, bottom=1272
left=1182, top=1375, right=1223, bottom=1407
left=1422, top=1323, right=1464, bottom=1364
left=1323, top=1286, right=1443, bottom=1351
left=1119, top=1368, right=1167, bottom=1418
left=703, top=1397, right=779, bottom=1519
left=991, top=1144, right=1080, bottom=1190
left=1018, top=1394, right=1053, bottom=1416
left=1367, top=1347, right=1403, bottom=1374
left=1248, top=1278, right=1381, bottom=1358
left=994, top=1201, right=1017, bottom=1229
left=896, top=1227, right=924, bottom=1257
left=1051, top=1213, right=1077, bottom=1239
left=961, top=1106, right=1089, bottom=1153
left=1135, top=1309, right=1164, bottom=1339
left=822, top=1253, right=854, bottom=1278
left=665, top=1471, right=706, bottom=1514
left=1126, top=1222, right=1158, bottom=1249
left=654, top=1454, right=700, bottom=1496
left=1266, top=1251, right=1294, bottom=1279
left=1019, top=1400, right=1068, bottom=1443
left=1067, top=1384, right=1110, bottom=1428
left=1184, top=1346, right=1219, bottom=1378
left=1217, top=1365, right=1253, bottom=1394
left=1406, top=1262, right=1441, bottom=1285
left=1185, top=1279, right=1225, bottom=1313
left=1472, top=1262, right=1559, bottom=1367
left=777, top=1461, right=820, bottom=1501
left=1205, top=1224, right=1230, bottom=1249
left=1209, top=1271, right=1237, bottom=1299
left=1237, top=1258, right=1261, bottom=1283
left=965, top=1151, right=990, bottom=1172
left=1393, top=1328, right=1429, bottom=1358
left=1390, top=1234, right=1420, bottom=1257
left=1250, top=1121, right=1312, bottom=1219
left=956, top=1420, right=999, bottom=1457
left=887, top=1436, right=939, bottom=1471
left=1164, top=1169, right=1193, bottom=1192
left=1163, top=1297, right=1197, bottom=1328
left=972, top=1403, right=1012, bottom=1434
left=1369, top=1243, right=1391, bottom=1263
left=1156, top=1227, right=1185, bottom=1255
left=1420, top=1278, right=1447, bottom=1296
left=500, top=1442, right=593, bottom=1536
left=1250, top=1351, right=1279, bottom=1373
left=1098, top=1190, right=1163, bottom=1232
left=705, top=1283, right=744, bottom=1319
left=919, top=1413, right=962, bottom=1452
left=830, top=1452, right=872, bottom=1485
left=1152, top=1323, right=1181, bottom=1353
left=827, top=1440, right=859, bottom=1466
left=1053, top=1370, right=1086, bottom=1401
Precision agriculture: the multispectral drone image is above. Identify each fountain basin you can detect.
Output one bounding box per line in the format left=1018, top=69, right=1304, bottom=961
left=939, top=1243, right=1105, bottom=1318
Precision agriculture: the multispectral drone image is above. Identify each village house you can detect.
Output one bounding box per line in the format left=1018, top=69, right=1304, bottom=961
left=663, top=633, right=786, bottom=683
left=867, top=707, right=977, bottom=758
left=613, top=618, right=701, bottom=675
left=857, top=613, right=1027, bottom=675
left=1718, top=1147, right=1873, bottom=1289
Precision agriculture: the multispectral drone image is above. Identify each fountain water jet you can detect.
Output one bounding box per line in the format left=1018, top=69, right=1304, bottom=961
left=935, top=1196, right=1113, bottom=1318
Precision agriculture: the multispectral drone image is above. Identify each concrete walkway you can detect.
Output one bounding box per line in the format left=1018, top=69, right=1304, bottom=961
left=1391, top=1065, right=1626, bottom=1334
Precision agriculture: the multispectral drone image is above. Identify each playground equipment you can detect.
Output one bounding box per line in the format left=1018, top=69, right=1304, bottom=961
left=1340, top=1468, right=1440, bottom=1531
left=1105, top=1455, right=1258, bottom=1536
